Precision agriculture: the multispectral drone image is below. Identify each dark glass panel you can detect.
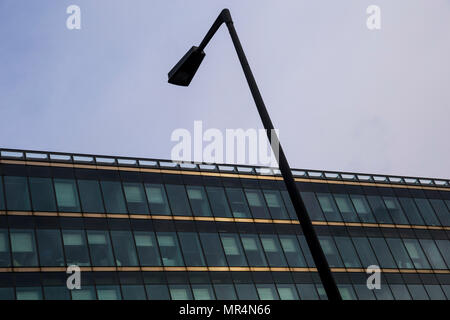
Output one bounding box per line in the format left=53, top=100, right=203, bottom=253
left=214, top=284, right=237, bottom=300
left=54, top=178, right=81, bottom=212
left=369, top=237, right=397, bottom=268
left=333, top=194, right=359, bottom=222
left=296, top=284, right=319, bottom=300
left=414, top=198, right=440, bottom=226
left=352, top=237, right=379, bottom=268
left=281, top=190, right=298, bottom=220
left=316, top=193, right=342, bottom=222
left=16, top=287, right=43, bottom=300
left=86, top=230, right=115, bottom=266
left=419, top=239, right=447, bottom=269
left=382, top=196, right=409, bottom=224
left=206, top=186, right=232, bottom=217
left=398, top=197, right=425, bottom=225
left=349, top=194, right=376, bottom=223
left=77, top=179, right=105, bottom=213
left=240, top=234, right=267, bottom=266
left=276, top=284, right=299, bottom=300
left=146, top=284, right=170, bottom=300
left=165, top=184, right=191, bottom=216
left=169, top=284, right=193, bottom=300
left=121, top=285, right=147, bottom=300
left=429, top=199, right=450, bottom=226
left=407, top=284, right=429, bottom=300
left=318, top=236, right=343, bottom=267
left=71, top=285, right=96, bottom=300
left=178, top=232, right=206, bottom=266
left=386, top=238, right=414, bottom=269
left=110, top=230, right=139, bottom=266
left=100, top=181, right=128, bottom=214
left=0, top=177, right=5, bottom=210
left=29, top=177, right=56, bottom=212
left=235, top=284, right=258, bottom=300
left=334, top=236, right=362, bottom=268
left=191, top=284, right=215, bottom=300
left=36, top=229, right=65, bottom=266
left=367, top=196, right=392, bottom=224
left=62, top=229, right=91, bottom=266
left=0, top=229, right=11, bottom=267
left=144, top=183, right=170, bottom=215
left=186, top=185, right=212, bottom=217
left=225, top=187, right=251, bottom=218
left=390, top=284, right=411, bottom=300
left=123, top=182, right=149, bottom=214
left=402, top=239, right=430, bottom=269
left=279, top=234, right=307, bottom=267
left=263, top=189, right=289, bottom=219
left=43, top=286, right=70, bottom=300
left=10, top=229, right=38, bottom=266
left=9, top=178, right=33, bottom=216
left=244, top=189, right=270, bottom=219
left=134, top=231, right=161, bottom=266
left=199, top=233, right=227, bottom=266
left=256, top=284, right=279, bottom=300
left=220, top=233, right=247, bottom=267
left=96, top=285, right=122, bottom=300
left=156, top=232, right=184, bottom=266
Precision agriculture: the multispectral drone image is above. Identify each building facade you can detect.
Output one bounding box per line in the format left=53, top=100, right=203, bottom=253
left=0, top=148, right=449, bottom=300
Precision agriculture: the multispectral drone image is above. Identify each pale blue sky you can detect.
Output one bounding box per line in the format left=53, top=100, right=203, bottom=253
left=0, top=0, right=449, bottom=178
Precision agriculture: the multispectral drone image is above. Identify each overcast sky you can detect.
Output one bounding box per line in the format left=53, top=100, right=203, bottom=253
left=0, top=0, right=449, bottom=179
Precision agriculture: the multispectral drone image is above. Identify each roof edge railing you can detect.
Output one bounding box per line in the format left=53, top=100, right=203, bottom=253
left=0, top=147, right=449, bottom=187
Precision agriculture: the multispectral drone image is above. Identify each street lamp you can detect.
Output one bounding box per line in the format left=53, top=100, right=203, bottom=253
left=168, top=8, right=342, bottom=301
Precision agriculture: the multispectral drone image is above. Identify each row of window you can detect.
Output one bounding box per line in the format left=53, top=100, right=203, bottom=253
left=0, top=228, right=448, bottom=270
left=1, top=176, right=449, bottom=226
left=304, top=192, right=450, bottom=226
left=0, top=282, right=448, bottom=300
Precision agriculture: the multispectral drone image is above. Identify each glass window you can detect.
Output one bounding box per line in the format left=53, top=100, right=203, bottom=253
left=353, top=284, right=376, bottom=300
left=334, top=194, right=359, bottom=222
left=349, top=194, right=376, bottom=223
left=316, top=193, right=342, bottom=222
left=367, top=195, right=392, bottom=224
left=199, top=233, right=227, bottom=266
left=386, top=238, right=414, bottom=269
left=16, top=287, right=42, bottom=300
left=369, top=237, right=397, bottom=268
left=245, top=189, right=270, bottom=219
left=100, top=180, right=127, bottom=214
left=225, top=187, right=251, bottom=218
left=77, top=179, right=105, bottom=213
left=296, top=284, right=319, bottom=300
left=10, top=229, right=38, bottom=266
left=383, top=197, right=409, bottom=225
left=36, top=229, right=65, bottom=266
left=424, top=285, right=446, bottom=300
left=240, top=234, right=267, bottom=266
left=414, top=198, right=440, bottom=226
left=3, top=176, right=31, bottom=211
left=43, top=286, right=70, bottom=300
left=429, top=199, right=450, bottom=226
left=71, top=286, right=96, bottom=300
left=235, top=284, right=259, bottom=300
left=97, top=285, right=122, bottom=300
left=297, top=235, right=315, bottom=267
left=62, top=229, right=91, bottom=266
left=407, top=284, right=429, bottom=300
left=373, top=285, right=394, bottom=300
left=281, top=190, right=298, bottom=220
left=213, top=284, right=237, bottom=300
left=319, top=236, right=343, bottom=267
left=134, top=231, right=161, bottom=266
left=260, top=234, right=287, bottom=267
left=186, top=185, right=212, bottom=217
left=121, top=285, right=146, bottom=300
left=169, top=285, right=192, bottom=300
left=0, top=177, right=5, bottom=210
left=192, top=284, right=215, bottom=300
left=334, top=237, right=361, bottom=268
left=398, top=197, right=424, bottom=225
left=146, top=284, right=170, bottom=300
left=403, top=239, right=430, bottom=269
left=123, top=182, right=149, bottom=214
left=390, top=284, right=411, bottom=300
left=165, top=184, right=191, bottom=216
left=0, top=229, right=11, bottom=267
left=156, top=232, right=184, bottom=266
left=338, top=285, right=357, bottom=300
left=86, top=230, right=115, bottom=266
left=435, top=240, right=450, bottom=267
left=352, top=237, right=379, bottom=268
left=178, top=232, right=206, bottom=266
left=276, top=284, right=299, bottom=300
left=206, top=186, right=232, bottom=217
left=54, top=178, right=81, bottom=212
left=144, top=183, right=170, bottom=215
left=220, top=233, right=247, bottom=266
left=419, top=239, right=447, bottom=269
left=279, top=235, right=306, bottom=267
left=263, top=189, right=289, bottom=219
left=110, top=230, right=139, bottom=266
left=0, top=288, right=14, bottom=300
left=29, top=177, right=56, bottom=212
left=256, top=284, right=279, bottom=300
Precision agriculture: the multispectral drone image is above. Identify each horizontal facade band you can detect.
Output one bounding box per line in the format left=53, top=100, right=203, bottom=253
left=1, top=159, right=449, bottom=192
left=0, top=266, right=448, bottom=274
left=1, top=210, right=449, bottom=230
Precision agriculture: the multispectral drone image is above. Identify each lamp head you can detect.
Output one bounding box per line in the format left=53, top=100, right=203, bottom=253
left=168, top=46, right=206, bottom=86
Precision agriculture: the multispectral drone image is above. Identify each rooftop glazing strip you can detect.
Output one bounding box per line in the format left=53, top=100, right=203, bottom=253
left=0, top=147, right=448, bottom=187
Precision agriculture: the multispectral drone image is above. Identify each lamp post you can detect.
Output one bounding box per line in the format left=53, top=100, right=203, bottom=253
left=168, top=8, right=341, bottom=301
